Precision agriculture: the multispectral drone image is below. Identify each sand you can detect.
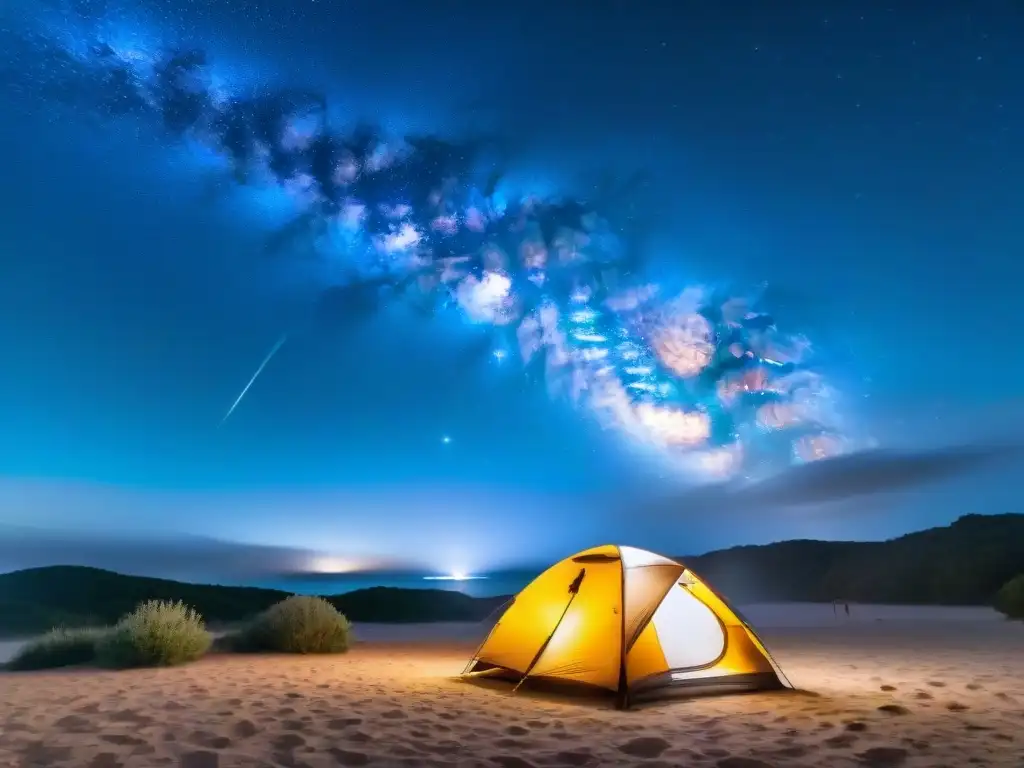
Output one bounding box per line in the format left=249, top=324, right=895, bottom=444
left=1, top=606, right=1021, bottom=767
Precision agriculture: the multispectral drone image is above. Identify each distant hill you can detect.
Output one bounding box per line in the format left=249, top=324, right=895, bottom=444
left=0, top=566, right=508, bottom=637
left=2, top=514, right=1021, bottom=637
left=683, top=513, right=1024, bottom=605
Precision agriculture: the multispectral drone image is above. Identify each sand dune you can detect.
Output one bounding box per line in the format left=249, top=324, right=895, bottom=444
left=2, top=606, right=1021, bottom=767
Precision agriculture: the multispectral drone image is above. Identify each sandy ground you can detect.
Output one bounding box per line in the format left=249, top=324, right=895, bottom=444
left=1, top=606, right=1021, bottom=767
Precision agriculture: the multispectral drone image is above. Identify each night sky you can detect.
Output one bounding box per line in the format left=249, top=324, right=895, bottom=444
left=0, top=0, right=1021, bottom=581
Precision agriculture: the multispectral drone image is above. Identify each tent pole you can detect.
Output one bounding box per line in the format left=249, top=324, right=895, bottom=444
left=614, top=547, right=629, bottom=710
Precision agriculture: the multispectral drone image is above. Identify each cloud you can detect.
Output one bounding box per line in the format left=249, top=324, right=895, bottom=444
left=647, top=442, right=1024, bottom=515
left=0, top=478, right=570, bottom=575
left=0, top=524, right=418, bottom=582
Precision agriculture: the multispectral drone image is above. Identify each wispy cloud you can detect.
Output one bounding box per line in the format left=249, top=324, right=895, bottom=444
left=645, top=442, right=1024, bottom=516
left=0, top=525, right=312, bottom=581
left=0, top=523, right=425, bottom=582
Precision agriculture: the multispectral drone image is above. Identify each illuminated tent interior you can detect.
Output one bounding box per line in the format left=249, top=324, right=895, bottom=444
left=462, top=545, right=792, bottom=708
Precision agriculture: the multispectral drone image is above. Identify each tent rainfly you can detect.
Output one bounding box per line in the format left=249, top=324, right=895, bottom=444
left=462, top=545, right=791, bottom=708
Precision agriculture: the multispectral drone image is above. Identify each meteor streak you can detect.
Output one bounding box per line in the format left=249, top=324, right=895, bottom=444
left=219, top=334, right=288, bottom=426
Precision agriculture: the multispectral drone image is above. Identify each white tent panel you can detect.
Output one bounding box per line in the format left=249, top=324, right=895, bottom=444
left=651, top=584, right=725, bottom=670
left=619, top=545, right=678, bottom=569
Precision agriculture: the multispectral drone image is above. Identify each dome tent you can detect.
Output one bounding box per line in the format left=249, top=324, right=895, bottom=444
left=462, top=545, right=791, bottom=708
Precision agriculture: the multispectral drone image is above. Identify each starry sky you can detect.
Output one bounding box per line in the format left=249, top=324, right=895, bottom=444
left=0, top=0, right=1021, bottom=581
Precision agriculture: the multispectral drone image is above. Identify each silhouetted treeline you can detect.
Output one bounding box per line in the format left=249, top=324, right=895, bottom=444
left=0, top=566, right=507, bottom=637
left=683, top=514, right=1024, bottom=605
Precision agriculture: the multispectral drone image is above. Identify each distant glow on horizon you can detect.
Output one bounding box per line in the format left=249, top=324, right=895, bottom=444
left=306, top=555, right=363, bottom=574
left=423, top=571, right=484, bottom=581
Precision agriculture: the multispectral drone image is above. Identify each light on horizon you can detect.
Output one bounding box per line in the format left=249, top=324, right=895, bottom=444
left=306, top=555, right=363, bottom=574
left=423, top=571, right=485, bottom=582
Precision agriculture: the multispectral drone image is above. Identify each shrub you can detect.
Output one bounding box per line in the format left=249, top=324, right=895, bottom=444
left=96, top=600, right=212, bottom=668
left=226, top=595, right=352, bottom=654
left=993, top=574, right=1024, bottom=620
left=5, top=626, right=108, bottom=671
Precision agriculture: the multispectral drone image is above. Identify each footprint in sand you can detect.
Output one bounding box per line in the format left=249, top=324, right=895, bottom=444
left=876, top=704, right=910, bottom=716
left=232, top=719, right=260, bottom=738
left=494, top=737, right=534, bottom=749
left=55, top=714, right=98, bottom=733
left=271, top=733, right=306, bottom=751
left=14, top=742, right=70, bottom=767
left=188, top=730, right=232, bottom=749
left=180, top=751, right=219, bottom=768
left=825, top=733, right=859, bottom=748
left=552, top=750, right=592, bottom=766
left=88, top=752, right=124, bottom=768
left=99, top=734, right=147, bottom=746
left=856, top=746, right=909, bottom=766
left=108, top=709, right=152, bottom=726
left=617, top=736, right=670, bottom=759
left=714, top=757, right=776, bottom=768
left=489, top=757, right=537, bottom=768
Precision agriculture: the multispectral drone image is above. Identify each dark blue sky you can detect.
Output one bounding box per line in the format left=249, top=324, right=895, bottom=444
left=0, top=0, right=1021, bottom=578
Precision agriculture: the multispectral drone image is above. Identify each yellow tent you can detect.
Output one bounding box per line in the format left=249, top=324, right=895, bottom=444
left=462, top=545, right=791, bottom=707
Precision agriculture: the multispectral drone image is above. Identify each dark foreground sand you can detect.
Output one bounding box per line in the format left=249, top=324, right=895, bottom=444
left=1, top=610, right=1022, bottom=767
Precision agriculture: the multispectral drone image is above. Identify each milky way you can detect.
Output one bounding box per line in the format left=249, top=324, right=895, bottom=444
left=2, top=4, right=865, bottom=482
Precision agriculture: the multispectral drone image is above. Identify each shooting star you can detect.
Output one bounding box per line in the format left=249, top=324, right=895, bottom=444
left=220, top=334, right=288, bottom=426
